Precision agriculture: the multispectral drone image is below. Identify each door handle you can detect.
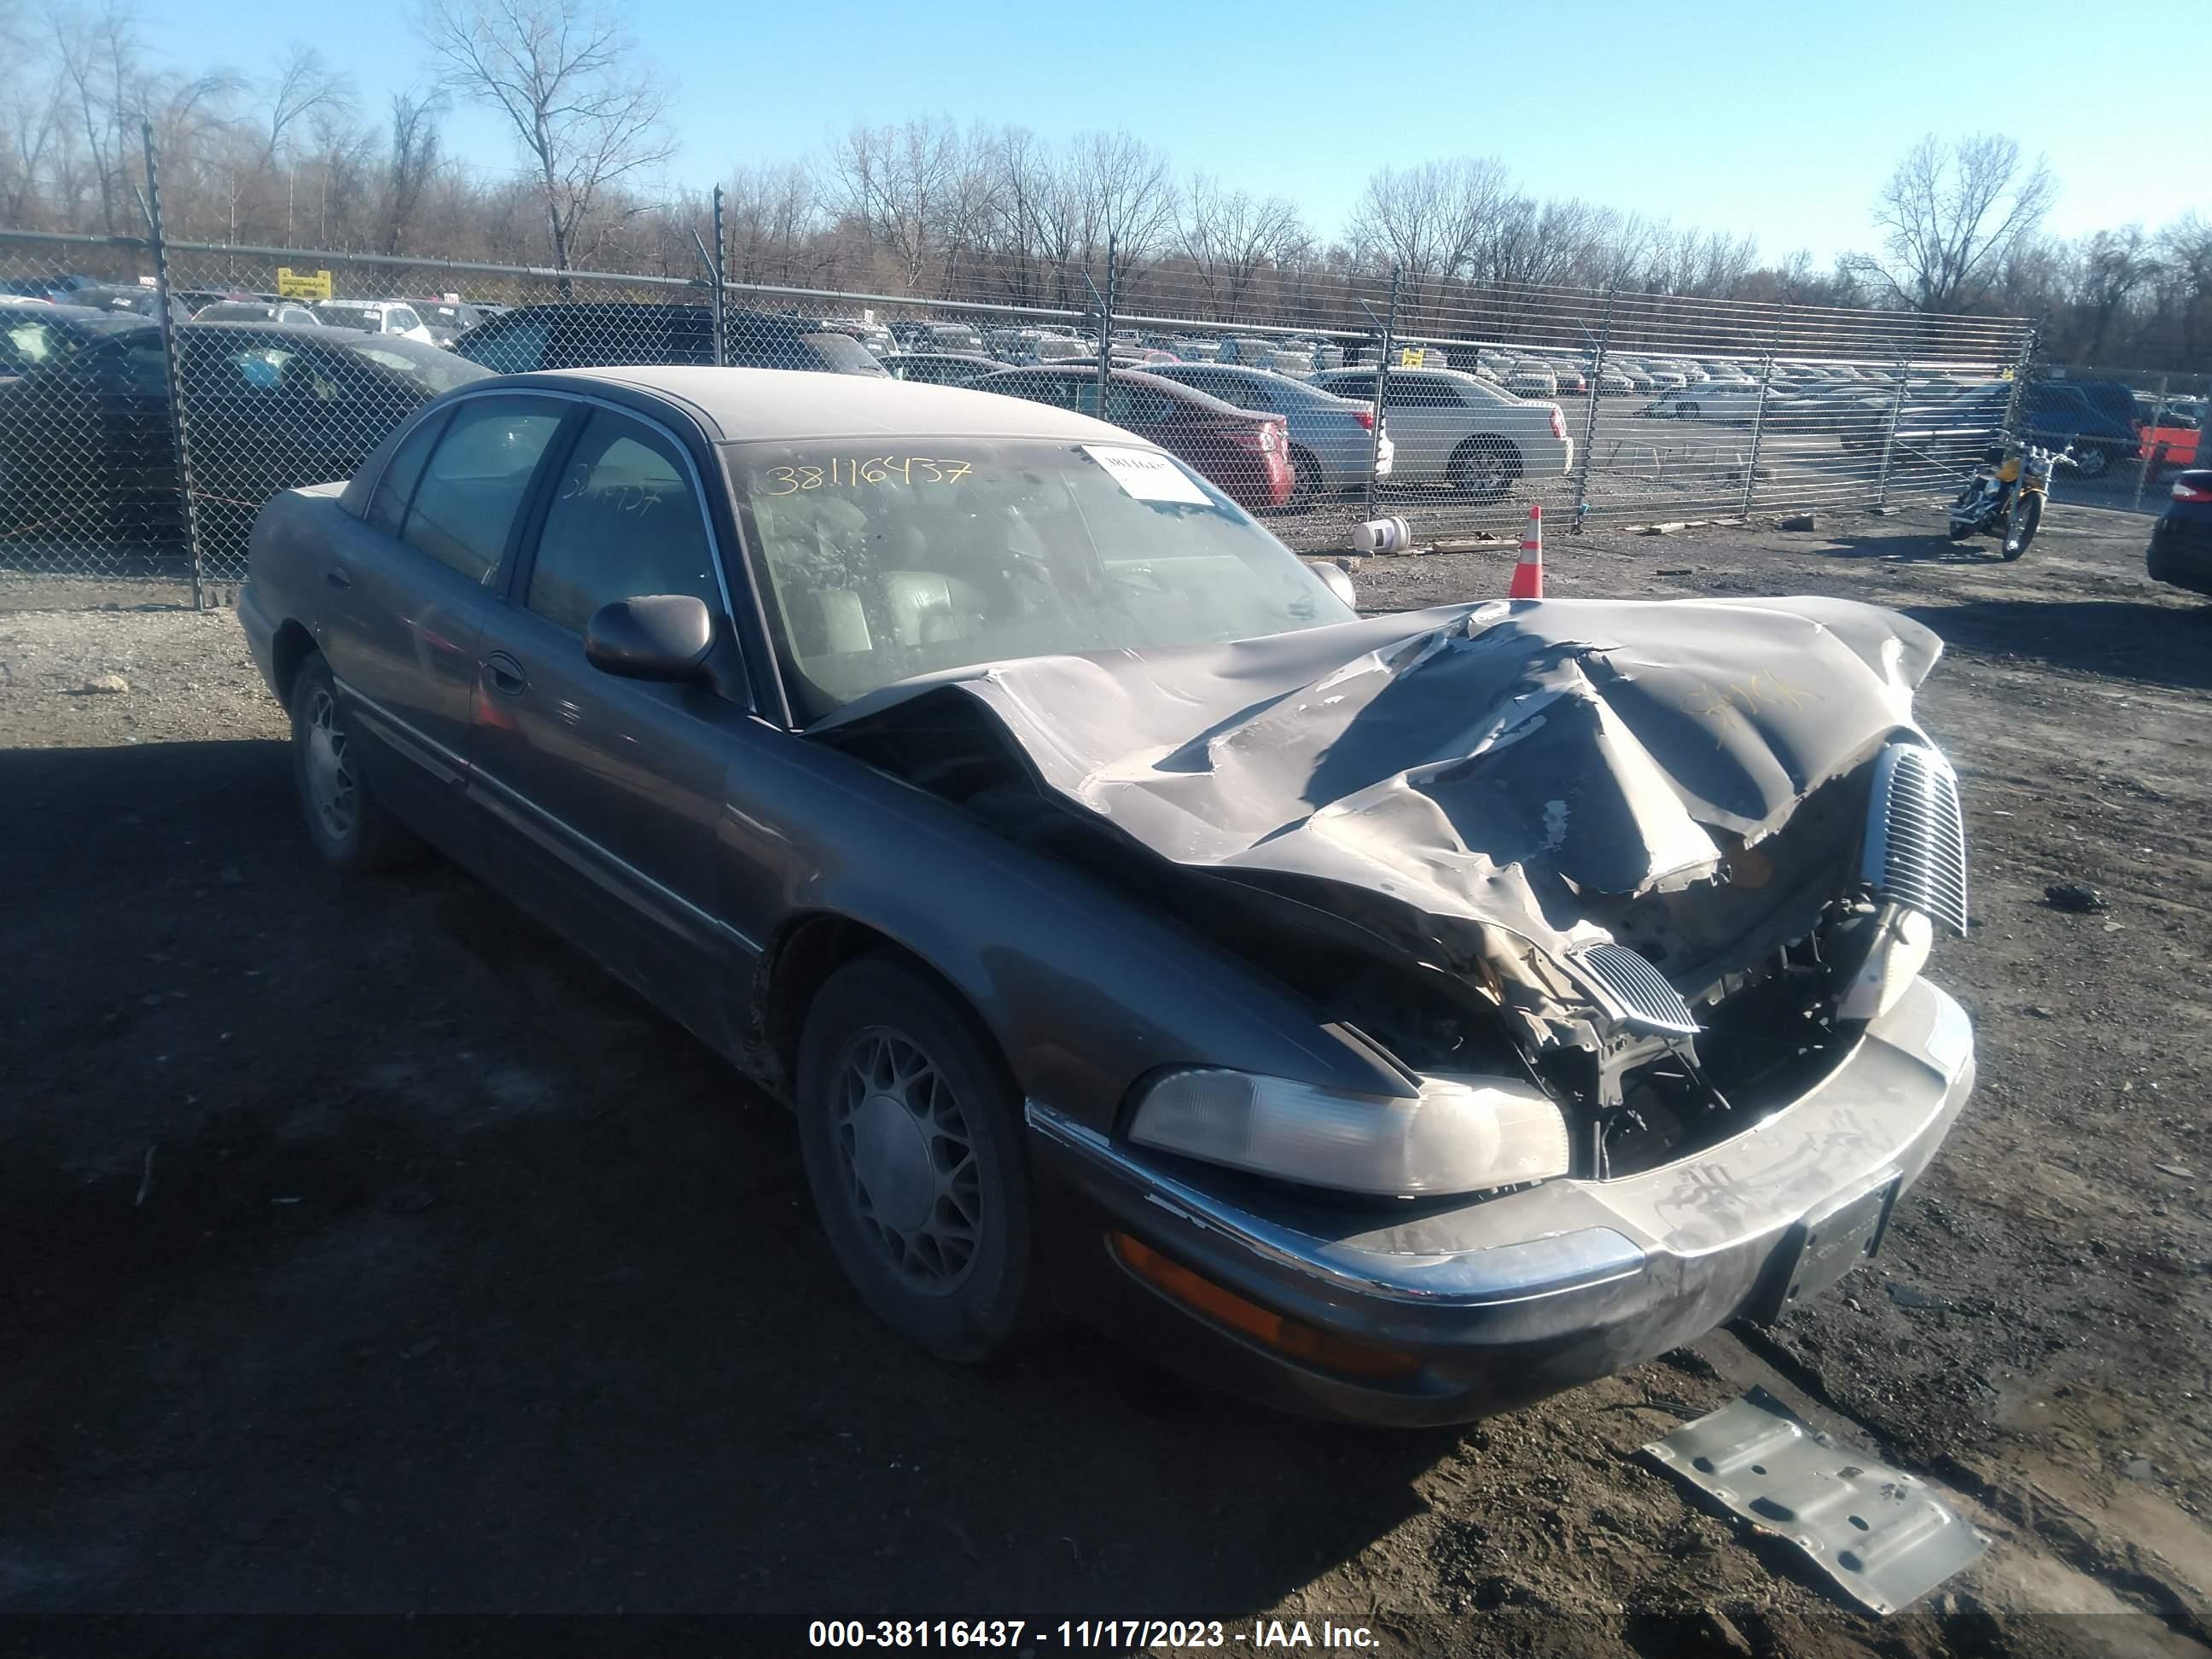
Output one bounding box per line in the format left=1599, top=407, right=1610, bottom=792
left=483, top=651, right=527, bottom=696
left=323, top=565, right=352, bottom=590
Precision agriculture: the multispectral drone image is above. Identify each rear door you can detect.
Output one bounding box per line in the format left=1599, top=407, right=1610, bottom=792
left=465, top=401, right=748, bottom=1038
left=317, top=392, right=572, bottom=849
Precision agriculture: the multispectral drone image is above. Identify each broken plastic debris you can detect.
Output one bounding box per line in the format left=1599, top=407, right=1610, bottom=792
left=1642, top=1387, right=1986, bottom=1615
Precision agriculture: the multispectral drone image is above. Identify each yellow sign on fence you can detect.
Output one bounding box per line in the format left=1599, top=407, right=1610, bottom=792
left=276, top=266, right=333, bottom=302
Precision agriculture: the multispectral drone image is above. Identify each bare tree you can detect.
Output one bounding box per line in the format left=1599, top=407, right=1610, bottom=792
left=379, top=90, right=441, bottom=253
left=419, top=0, right=676, bottom=285
left=1851, top=133, right=2057, bottom=313
left=260, top=44, right=353, bottom=166
left=1177, top=172, right=1307, bottom=318
left=1346, top=157, right=1508, bottom=297
left=723, top=160, right=818, bottom=285
left=1068, top=129, right=1175, bottom=288
left=826, top=115, right=963, bottom=294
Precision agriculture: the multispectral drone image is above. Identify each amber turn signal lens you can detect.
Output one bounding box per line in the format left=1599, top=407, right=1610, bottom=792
left=1110, top=1232, right=1423, bottom=1380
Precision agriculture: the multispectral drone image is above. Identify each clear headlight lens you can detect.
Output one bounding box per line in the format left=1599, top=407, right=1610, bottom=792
left=1127, top=1068, right=1571, bottom=1197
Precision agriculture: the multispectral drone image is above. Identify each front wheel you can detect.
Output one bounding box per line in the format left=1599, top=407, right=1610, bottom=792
left=2069, top=444, right=2110, bottom=480
left=795, top=955, right=1042, bottom=1362
left=2002, top=492, right=2043, bottom=561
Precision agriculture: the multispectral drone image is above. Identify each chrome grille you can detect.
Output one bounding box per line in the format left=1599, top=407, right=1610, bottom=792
left=1573, top=942, right=1700, bottom=1034
left=1863, top=743, right=1969, bottom=936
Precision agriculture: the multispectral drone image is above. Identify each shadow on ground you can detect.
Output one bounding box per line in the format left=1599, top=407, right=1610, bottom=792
left=1898, top=597, right=2212, bottom=690
left=0, top=740, right=1452, bottom=1616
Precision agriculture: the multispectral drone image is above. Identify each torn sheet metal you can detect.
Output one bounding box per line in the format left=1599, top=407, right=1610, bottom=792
left=1642, top=1387, right=1987, bottom=1615
left=818, top=596, right=1942, bottom=983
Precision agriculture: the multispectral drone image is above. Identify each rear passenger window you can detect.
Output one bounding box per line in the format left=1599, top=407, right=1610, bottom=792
left=402, top=398, right=565, bottom=583
left=526, top=413, right=719, bottom=633
left=366, top=410, right=449, bottom=537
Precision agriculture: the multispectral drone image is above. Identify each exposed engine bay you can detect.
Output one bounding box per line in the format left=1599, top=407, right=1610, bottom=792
left=816, top=596, right=1966, bottom=1189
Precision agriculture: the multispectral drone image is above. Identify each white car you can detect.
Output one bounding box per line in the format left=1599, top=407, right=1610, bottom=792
left=311, top=300, right=438, bottom=346
left=1642, top=383, right=1772, bottom=424
left=1308, top=366, right=1573, bottom=500
left=1503, top=363, right=1557, bottom=399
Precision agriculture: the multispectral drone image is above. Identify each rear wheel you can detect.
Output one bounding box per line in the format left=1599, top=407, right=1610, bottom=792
left=288, top=655, right=421, bottom=872
left=1285, top=444, right=1323, bottom=508
left=1447, top=436, right=1522, bottom=502
left=1947, top=521, right=1975, bottom=543
left=1678, top=401, right=1703, bottom=421
left=795, top=955, right=1042, bottom=1363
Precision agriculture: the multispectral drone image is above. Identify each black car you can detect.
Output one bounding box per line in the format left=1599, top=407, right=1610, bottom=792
left=0, top=311, right=489, bottom=559
left=2147, top=469, right=2212, bottom=597
left=64, top=282, right=192, bottom=325
left=452, top=303, right=887, bottom=377
left=1860, top=382, right=2141, bottom=479
left=876, top=351, right=1005, bottom=388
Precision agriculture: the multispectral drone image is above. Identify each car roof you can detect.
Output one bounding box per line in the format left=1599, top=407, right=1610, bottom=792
left=979, top=364, right=1258, bottom=418
left=522, top=364, right=1165, bottom=445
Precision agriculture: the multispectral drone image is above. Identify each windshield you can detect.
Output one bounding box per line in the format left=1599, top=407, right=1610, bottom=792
left=798, top=329, right=890, bottom=377
left=314, top=305, right=378, bottom=332
left=728, top=436, right=1353, bottom=719
left=339, top=335, right=492, bottom=393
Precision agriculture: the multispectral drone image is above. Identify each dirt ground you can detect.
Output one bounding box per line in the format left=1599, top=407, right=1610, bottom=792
left=0, top=500, right=2207, bottom=1656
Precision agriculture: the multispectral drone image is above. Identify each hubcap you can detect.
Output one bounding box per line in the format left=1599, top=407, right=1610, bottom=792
left=833, top=1030, right=981, bottom=1293
left=303, top=688, right=356, bottom=843
left=1458, top=449, right=1510, bottom=496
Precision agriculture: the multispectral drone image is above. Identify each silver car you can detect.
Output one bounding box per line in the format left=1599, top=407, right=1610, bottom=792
left=1142, top=362, right=1395, bottom=503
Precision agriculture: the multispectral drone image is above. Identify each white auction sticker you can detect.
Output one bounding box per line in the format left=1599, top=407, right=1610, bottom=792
left=1082, top=444, right=1212, bottom=505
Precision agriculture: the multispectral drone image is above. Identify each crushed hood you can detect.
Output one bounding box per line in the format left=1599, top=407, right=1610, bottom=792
left=818, top=596, right=1941, bottom=996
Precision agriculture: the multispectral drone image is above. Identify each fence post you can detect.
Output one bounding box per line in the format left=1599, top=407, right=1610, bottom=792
left=140, top=123, right=207, bottom=610
left=1995, top=325, right=2039, bottom=474
left=1872, top=354, right=1912, bottom=509
left=1097, top=233, right=1116, bottom=396
left=710, top=184, right=727, bottom=368
left=1571, top=285, right=1615, bottom=532
left=1740, top=347, right=1774, bottom=517
left=1361, top=265, right=1400, bottom=524
left=2133, top=370, right=2170, bottom=513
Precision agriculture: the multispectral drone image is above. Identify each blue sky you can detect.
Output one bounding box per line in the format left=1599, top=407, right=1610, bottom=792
left=161, top=0, right=2179, bottom=263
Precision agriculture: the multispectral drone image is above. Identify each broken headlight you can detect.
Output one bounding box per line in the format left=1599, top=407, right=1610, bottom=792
left=1126, top=1068, right=1571, bottom=1197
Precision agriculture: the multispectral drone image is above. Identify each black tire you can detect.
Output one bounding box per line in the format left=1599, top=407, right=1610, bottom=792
left=1947, top=522, right=1975, bottom=543
left=288, top=655, right=421, bottom=872
left=2001, top=492, right=2042, bottom=561
left=1447, top=435, right=1522, bottom=502
left=1678, top=401, right=1702, bottom=421
left=1285, top=444, right=1323, bottom=508
left=2069, top=444, right=2110, bottom=480
left=795, top=954, right=1042, bottom=1363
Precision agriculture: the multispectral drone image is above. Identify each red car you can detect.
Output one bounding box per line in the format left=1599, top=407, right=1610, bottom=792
left=976, top=366, right=1294, bottom=511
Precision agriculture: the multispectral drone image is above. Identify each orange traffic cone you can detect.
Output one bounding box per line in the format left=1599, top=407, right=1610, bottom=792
left=1509, top=504, right=1544, bottom=598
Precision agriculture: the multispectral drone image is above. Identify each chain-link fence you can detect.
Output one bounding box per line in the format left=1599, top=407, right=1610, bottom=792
left=0, top=201, right=2049, bottom=606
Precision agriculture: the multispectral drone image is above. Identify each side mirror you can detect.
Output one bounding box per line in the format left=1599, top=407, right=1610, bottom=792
left=584, top=594, right=714, bottom=682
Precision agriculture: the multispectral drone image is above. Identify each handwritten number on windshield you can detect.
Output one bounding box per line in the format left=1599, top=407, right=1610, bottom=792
left=760, top=457, right=973, bottom=496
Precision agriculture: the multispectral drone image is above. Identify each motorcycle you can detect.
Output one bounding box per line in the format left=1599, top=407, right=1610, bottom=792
left=1947, top=441, right=2075, bottom=560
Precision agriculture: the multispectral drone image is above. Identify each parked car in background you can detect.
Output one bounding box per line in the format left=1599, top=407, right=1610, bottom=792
left=312, top=300, right=438, bottom=346
left=1501, top=364, right=1557, bottom=399
left=876, top=352, right=1008, bottom=388
left=2147, top=469, right=2212, bottom=597
left=1592, top=368, right=1634, bottom=397
left=1309, top=366, right=1571, bottom=499
left=410, top=300, right=485, bottom=348
left=1848, top=381, right=2139, bottom=478
left=1641, top=382, right=1773, bottom=423
left=0, top=311, right=486, bottom=557
left=1139, top=361, right=1393, bottom=504
left=194, top=300, right=323, bottom=327
left=976, top=365, right=1293, bottom=510
left=236, top=364, right=1976, bottom=1424
left=451, top=303, right=888, bottom=378
left=889, top=319, right=987, bottom=356
left=65, top=282, right=191, bottom=324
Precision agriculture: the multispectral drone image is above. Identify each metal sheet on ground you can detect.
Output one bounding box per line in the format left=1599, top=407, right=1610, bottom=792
left=1643, top=1387, right=1988, bottom=1615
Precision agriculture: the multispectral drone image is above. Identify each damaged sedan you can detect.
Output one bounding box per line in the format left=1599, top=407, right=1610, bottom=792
left=239, top=367, right=1975, bottom=1425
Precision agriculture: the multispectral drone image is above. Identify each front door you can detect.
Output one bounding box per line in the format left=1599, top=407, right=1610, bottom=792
left=466, top=404, right=752, bottom=1040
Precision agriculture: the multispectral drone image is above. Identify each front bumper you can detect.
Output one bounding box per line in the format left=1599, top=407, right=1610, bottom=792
left=1030, top=976, right=1974, bottom=1426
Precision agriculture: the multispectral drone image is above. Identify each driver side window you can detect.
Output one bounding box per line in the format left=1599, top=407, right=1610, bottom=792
left=525, top=412, right=720, bottom=634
